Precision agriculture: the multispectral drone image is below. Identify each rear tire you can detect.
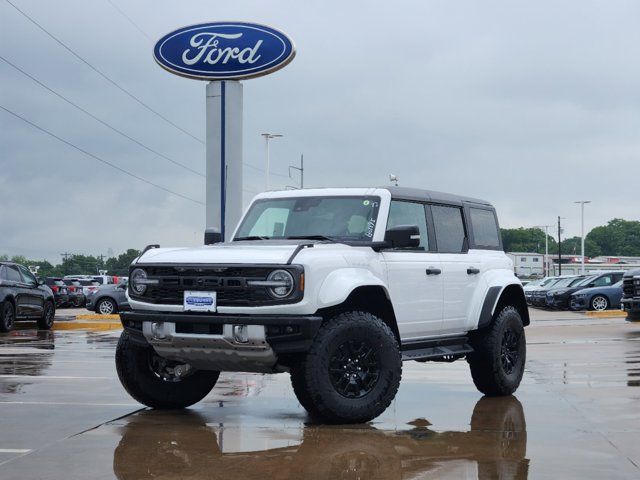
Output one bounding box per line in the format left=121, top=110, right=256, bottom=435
left=468, top=306, right=526, bottom=396
left=590, top=295, right=609, bottom=312
left=0, top=301, right=16, bottom=332
left=294, top=311, right=402, bottom=424
left=115, top=330, right=219, bottom=409
left=37, top=301, right=55, bottom=330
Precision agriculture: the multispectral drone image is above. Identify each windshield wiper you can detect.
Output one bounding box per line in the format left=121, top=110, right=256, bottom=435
left=284, top=235, right=337, bottom=242
left=233, top=236, right=269, bottom=241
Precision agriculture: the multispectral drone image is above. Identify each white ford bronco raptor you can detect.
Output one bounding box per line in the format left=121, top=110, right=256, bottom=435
left=116, top=187, right=529, bottom=424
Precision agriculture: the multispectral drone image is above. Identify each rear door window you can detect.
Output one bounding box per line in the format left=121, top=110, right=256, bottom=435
left=5, top=266, right=22, bottom=283
left=431, top=205, right=466, bottom=253
left=469, top=208, right=500, bottom=248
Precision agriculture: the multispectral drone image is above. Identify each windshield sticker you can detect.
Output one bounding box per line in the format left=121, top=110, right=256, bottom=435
left=365, top=218, right=376, bottom=238
left=363, top=200, right=370, bottom=206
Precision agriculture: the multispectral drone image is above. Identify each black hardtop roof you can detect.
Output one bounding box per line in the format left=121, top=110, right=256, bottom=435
left=383, top=186, right=493, bottom=207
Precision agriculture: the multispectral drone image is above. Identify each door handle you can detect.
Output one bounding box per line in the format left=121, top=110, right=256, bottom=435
left=426, top=267, right=442, bottom=275
left=467, top=267, right=480, bottom=275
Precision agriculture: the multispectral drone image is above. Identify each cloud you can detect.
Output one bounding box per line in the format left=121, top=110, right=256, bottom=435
left=1, top=0, right=639, bottom=262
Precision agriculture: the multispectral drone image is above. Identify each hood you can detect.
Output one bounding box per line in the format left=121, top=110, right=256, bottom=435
left=136, top=243, right=305, bottom=265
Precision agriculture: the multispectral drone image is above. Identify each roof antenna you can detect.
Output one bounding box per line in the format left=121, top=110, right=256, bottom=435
left=389, top=174, right=399, bottom=186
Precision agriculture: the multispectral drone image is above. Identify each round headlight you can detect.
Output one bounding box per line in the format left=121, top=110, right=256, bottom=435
left=130, top=268, right=148, bottom=295
left=267, top=269, right=294, bottom=298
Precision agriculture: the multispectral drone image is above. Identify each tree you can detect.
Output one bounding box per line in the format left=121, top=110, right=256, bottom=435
left=105, top=249, right=141, bottom=276
left=587, top=219, right=640, bottom=256
left=500, top=228, right=557, bottom=254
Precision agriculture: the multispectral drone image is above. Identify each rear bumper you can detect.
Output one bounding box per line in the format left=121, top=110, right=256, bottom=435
left=120, top=311, right=323, bottom=372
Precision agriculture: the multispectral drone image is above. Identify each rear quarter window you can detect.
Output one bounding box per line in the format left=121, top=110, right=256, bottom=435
left=469, top=208, right=501, bottom=248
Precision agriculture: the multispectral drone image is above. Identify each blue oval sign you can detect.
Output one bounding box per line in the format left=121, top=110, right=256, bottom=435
left=154, top=22, right=296, bottom=80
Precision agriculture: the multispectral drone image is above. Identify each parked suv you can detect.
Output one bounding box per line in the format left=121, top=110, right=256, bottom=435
left=116, top=187, right=529, bottom=424
left=0, top=262, right=56, bottom=332
left=86, top=280, right=130, bottom=315
left=44, top=277, right=70, bottom=308
left=62, top=279, right=86, bottom=307
left=621, top=269, right=640, bottom=321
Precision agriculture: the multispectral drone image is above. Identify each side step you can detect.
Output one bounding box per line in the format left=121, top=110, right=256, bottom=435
left=401, top=336, right=473, bottom=362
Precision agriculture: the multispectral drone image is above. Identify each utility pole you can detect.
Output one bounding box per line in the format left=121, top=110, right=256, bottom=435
left=557, top=216, right=562, bottom=276
left=289, top=154, right=304, bottom=189
left=261, top=133, right=283, bottom=191
left=574, top=200, right=591, bottom=274
left=61, top=252, right=72, bottom=262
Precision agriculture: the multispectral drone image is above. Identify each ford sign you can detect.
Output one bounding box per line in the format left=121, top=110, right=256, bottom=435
left=154, top=22, right=296, bottom=80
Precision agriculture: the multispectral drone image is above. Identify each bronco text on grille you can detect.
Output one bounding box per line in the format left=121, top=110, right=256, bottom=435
left=129, top=265, right=304, bottom=306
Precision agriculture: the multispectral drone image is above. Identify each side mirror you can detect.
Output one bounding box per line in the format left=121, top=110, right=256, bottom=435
left=204, top=228, right=223, bottom=245
left=384, top=225, right=420, bottom=249
left=38, top=278, right=45, bottom=286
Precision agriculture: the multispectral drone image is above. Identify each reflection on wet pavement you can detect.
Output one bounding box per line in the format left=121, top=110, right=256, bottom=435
left=0, top=314, right=639, bottom=479
left=112, top=397, right=528, bottom=480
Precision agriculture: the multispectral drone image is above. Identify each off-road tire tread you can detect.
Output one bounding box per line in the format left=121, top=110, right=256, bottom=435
left=467, top=306, right=525, bottom=396
left=299, top=311, right=402, bottom=424
left=115, top=330, right=219, bottom=409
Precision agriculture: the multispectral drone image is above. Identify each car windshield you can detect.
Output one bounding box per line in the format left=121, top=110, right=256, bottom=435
left=235, top=196, right=382, bottom=242
left=540, top=277, right=558, bottom=287
left=568, top=276, right=587, bottom=286
left=574, top=275, right=597, bottom=287
left=550, top=277, right=575, bottom=288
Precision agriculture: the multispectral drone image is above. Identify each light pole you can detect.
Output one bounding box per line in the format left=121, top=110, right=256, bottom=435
left=574, top=200, right=591, bottom=274
left=534, top=225, right=553, bottom=276
left=261, top=133, right=283, bottom=190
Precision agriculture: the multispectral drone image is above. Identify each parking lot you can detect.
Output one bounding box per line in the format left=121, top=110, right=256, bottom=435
left=0, top=309, right=638, bottom=479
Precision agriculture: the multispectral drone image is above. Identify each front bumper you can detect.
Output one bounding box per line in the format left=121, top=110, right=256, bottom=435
left=569, top=296, right=588, bottom=310
left=120, top=311, right=322, bottom=372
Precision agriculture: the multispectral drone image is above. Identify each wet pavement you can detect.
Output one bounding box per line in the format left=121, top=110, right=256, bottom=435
left=0, top=311, right=639, bottom=479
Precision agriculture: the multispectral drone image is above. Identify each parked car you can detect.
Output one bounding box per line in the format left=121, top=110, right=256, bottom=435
left=64, top=275, right=105, bottom=295
left=546, top=271, right=624, bottom=310
left=44, top=277, right=70, bottom=308
left=621, top=269, right=640, bottom=321
left=570, top=280, right=624, bottom=311
left=528, top=276, right=577, bottom=307
left=61, top=279, right=86, bottom=307
left=85, top=280, right=130, bottom=315
left=0, top=262, right=56, bottom=332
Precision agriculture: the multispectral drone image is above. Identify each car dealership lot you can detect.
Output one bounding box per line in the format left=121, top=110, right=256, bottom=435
left=0, top=310, right=638, bottom=479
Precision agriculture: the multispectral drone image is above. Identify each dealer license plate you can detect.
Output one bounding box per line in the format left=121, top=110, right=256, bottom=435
left=183, top=291, right=217, bottom=312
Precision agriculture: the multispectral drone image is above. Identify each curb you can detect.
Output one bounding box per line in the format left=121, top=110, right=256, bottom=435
left=53, top=320, right=121, bottom=331
left=585, top=310, right=627, bottom=318
left=76, top=314, right=120, bottom=320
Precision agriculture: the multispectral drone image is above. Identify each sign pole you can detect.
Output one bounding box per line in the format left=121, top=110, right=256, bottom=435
left=206, top=81, right=243, bottom=240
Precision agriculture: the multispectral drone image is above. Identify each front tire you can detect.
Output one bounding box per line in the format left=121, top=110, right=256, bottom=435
left=294, top=311, right=402, bottom=424
left=0, top=301, right=16, bottom=332
left=468, top=306, right=526, bottom=396
left=115, top=330, right=220, bottom=409
left=97, top=298, right=117, bottom=315
left=590, top=295, right=609, bottom=311
left=37, top=301, right=55, bottom=330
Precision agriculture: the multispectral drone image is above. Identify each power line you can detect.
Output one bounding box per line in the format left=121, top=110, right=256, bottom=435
left=0, top=105, right=204, bottom=205
left=4, top=0, right=204, bottom=145
left=105, top=0, right=152, bottom=41
left=0, top=55, right=205, bottom=177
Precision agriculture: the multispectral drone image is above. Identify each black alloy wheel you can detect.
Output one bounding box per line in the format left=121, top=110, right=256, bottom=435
left=328, top=339, right=380, bottom=399
left=0, top=302, right=16, bottom=332
left=500, top=329, right=521, bottom=375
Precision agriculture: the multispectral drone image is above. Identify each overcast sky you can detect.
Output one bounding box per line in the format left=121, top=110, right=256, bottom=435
left=1, top=0, right=639, bottom=263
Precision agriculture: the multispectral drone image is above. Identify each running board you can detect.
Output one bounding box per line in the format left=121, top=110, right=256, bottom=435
left=401, top=336, right=473, bottom=362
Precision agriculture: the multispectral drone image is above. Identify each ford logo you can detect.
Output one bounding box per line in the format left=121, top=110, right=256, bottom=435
left=154, top=22, right=296, bottom=80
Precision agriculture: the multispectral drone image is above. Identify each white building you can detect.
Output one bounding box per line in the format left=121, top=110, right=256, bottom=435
left=506, top=252, right=545, bottom=277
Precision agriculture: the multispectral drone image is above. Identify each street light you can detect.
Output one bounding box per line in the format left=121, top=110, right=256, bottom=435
left=261, top=133, right=283, bottom=191
left=534, top=225, right=553, bottom=276
left=574, top=200, right=592, bottom=274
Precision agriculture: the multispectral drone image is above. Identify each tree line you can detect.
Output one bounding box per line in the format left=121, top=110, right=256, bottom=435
left=0, top=249, right=141, bottom=278
left=501, top=218, right=640, bottom=257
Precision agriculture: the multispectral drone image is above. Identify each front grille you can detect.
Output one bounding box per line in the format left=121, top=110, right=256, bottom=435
left=131, top=265, right=301, bottom=306
left=623, top=277, right=639, bottom=298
